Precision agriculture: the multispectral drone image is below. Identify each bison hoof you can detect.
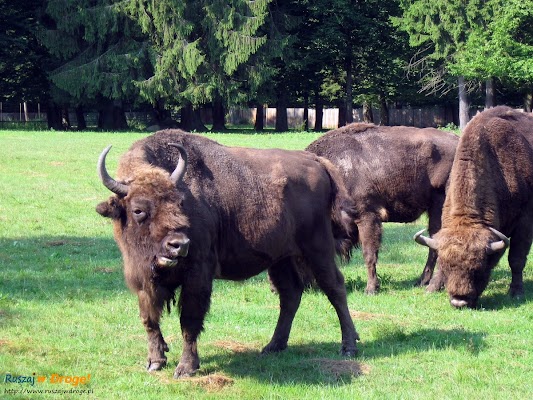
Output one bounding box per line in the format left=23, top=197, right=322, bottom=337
left=261, top=341, right=287, bottom=354
left=415, top=277, right=430, bottom=287
left=341, top=346, right=358, bottom=357
left=426, top=283, right=441, bottom=293
left=146, top=359, right=166, bottom=372
left=426, top=279, right=444, bottom=293
left=173, top=363, right=199, bottom=379
left=509, top=286, right=524, bottom=298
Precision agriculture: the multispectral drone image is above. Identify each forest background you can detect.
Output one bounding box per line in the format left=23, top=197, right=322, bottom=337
left=1, top=0, right=533, bottom=132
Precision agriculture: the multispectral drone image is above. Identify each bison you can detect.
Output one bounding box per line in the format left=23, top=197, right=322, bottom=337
left=306, top=123, right=458, bottom=294
left=95, top=130, right=359, bottom=378
left=414, top=106, right=533, bottom=308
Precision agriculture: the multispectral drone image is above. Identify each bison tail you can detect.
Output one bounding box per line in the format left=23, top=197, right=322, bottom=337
left=333, top=200, right=359, bottom=263
left=316, top=156, right=359, bottom=262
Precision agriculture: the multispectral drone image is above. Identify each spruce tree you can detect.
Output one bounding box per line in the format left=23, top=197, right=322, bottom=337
left=0, top=0, right=48, bottom=105
left=40, top=0, right=150, bottom=130
left=125, top=0, right=276, bottom=131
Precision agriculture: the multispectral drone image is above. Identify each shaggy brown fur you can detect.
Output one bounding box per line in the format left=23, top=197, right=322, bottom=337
left=433, top=106, right=533, bottom=308
left=96, top=130, right=359, bottom=379
left=307, top=122, right=458, bottom=293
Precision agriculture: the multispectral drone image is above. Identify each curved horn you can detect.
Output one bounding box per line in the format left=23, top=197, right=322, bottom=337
left=487, top=227, right=510, bottom=254
left=413, top=228, right=438, bottom=250
left=168, top=143, right=188, bottom=185
left=97, top=145, right=129, bottom=196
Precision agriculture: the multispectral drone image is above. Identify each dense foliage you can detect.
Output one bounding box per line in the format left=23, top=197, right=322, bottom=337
left=2, top=0, right=532, bottom=129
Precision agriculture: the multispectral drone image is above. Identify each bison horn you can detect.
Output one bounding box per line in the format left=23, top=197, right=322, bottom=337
left=168, top=143, right=188, bottom=185
left=97, top=145, right=129, bottom=196
left=487, top=227, right=510, bottom=254
left=413, top=229, right=438, bottom=250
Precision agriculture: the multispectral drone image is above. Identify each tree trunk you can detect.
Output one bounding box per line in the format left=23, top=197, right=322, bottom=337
left=61, top=106, right=71, bottom=130
left=314, top=94, right=323, bottom=131
left=345, top=54, right=353, bottom=124
left=47, top=102, right=63, bottom=130
left=485, top=78, right=495, bottom=109
left=23, top=102, right=29, bottom=122
left=338, top=100, right=346, bottom=127
left=275, top=91, right=288, bottom=132
left=458, top=76, right=470, bottom=131
left=151, top=99, right=174, bottom=128
left=98, top=100, right=128, bottom=130
left=303, top=93, right=309, bottom=131
left=211, top=97, right=227, bottom=131
left=363, top=102, right=374, bottom=123
left=379, top=95, right=389, bottom=126
left=444, top=102, right=456, bottom=127
left=254, top=103, right=264, bottom=131
left=75, top=105, right=87, bottom=130
left=524, top=91, right=533, bottom=113
left=179, top=102, right=207, bottom=132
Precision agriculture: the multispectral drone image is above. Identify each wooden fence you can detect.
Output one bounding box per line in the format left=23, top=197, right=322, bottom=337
left=1, top=103, right=457, bottom=129
left=228, top=106, right=456, bottom=129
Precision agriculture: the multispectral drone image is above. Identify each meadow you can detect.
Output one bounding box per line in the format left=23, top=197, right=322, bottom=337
left=0, top=129, right=532, bottom=400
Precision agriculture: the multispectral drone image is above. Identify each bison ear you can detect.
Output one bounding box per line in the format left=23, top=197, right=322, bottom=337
left=96, top=198, right=123, bottom=219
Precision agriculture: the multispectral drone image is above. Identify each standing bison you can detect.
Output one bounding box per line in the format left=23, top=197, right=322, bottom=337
left=307, top=123, right=458, bottom=294
left=415, top=106, right=533, bottom=308
left=95, top=130, right=359, bottom=378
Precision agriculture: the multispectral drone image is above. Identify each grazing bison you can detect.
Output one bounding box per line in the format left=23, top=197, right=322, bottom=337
left=95, top=130, right=359, bottom=378
left=415, top=106, right=533, bottom=308
left=306, top=123, right=458, bottom=294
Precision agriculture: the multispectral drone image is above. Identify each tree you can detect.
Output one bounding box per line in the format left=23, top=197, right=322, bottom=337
left=394, top=0, right=488, bottom=129
left=40, top=0, right=150, bottom=130
left=450, top=0, right=533, bottom=110
left=126, top=0, right=277, bottom=131
left=288, top=0, right=413, bottom=128
left=0, top=0, right=49, bottom=106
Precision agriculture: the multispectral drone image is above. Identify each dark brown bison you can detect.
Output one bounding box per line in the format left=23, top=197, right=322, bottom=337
left=415, top=106, right=533, bottom=308
left=95, top=130, right=359, bottom=378
left=306, top=123, right=458, bottom=294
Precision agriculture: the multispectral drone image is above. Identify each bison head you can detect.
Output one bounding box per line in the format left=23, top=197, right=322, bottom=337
left=414, top=226, right=509, bottom=308
left=96, top=144, right=191, bottom=285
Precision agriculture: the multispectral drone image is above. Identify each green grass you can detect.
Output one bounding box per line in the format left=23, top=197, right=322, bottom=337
left=0, top=129, right=532, bottom=400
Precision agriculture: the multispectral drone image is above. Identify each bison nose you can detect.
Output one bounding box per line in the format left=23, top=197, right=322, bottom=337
left=165, top=237, right=190, bottom=257
left=450, top=297, right=469, bottom=308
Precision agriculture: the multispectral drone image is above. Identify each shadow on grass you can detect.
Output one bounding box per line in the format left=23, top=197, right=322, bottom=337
left=193, top=327, right=485, bottom=385
left=478, top=278, right=533, bottom=310
left=0, top=234, right=529, bottom=311
left=0, top=236, right=125, bottom=302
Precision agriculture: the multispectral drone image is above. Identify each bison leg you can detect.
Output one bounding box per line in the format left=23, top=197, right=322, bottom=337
left=426, top=266, right=445, bottom=292
left=418, top=195, right=444, bottom=291
left=302, top=231, right=359, bottom=356
left=262, top=258, right=304, bottom=354
left=138, top=290, right=169, bottom=372
left=173, top=278, right=213, bottom=378
left=416, top=248, right=438, bottom=287
left=507, top=222, right=533, bottom=298
left=358, top=215, right=382, bottom=294
left=312, top=263, right=359, bottom=356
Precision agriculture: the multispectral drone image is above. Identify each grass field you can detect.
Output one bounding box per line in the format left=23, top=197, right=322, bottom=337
left=0, top=129, right=532, bottom=400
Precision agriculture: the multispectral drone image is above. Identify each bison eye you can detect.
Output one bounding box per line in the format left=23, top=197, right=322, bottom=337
left=132, top=208, right=148, bottom=223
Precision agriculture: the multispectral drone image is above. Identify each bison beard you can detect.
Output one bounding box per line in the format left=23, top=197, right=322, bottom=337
left=96, top=130, right=359, bottom=378
left=414, top=106, right=533, bottom=308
